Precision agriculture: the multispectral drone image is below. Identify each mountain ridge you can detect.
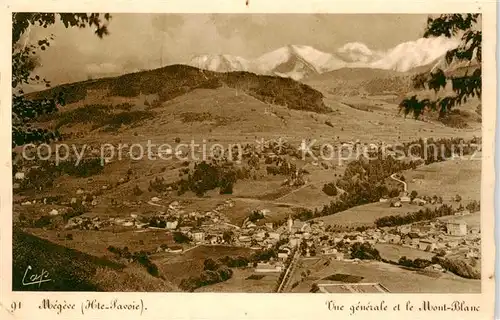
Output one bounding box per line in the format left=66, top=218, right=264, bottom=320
left=187, top=36, right=463, bottom=80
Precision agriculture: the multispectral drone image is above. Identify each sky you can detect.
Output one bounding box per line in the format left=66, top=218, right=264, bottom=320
left=23, top=13, right=432, bottom=87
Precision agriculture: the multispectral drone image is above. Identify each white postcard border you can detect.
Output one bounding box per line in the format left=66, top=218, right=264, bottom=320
left=0, top=1, right=496, bottom=319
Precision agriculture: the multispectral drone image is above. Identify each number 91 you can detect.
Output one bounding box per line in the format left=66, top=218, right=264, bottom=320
left=11, top=301, right=21, bottom=312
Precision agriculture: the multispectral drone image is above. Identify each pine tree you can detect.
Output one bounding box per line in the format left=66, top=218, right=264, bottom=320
left=400, top=14, right=481, bottom=119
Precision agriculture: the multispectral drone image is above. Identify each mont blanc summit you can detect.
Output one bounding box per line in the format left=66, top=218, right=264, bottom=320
left=187, top=36, right=460, bottom=79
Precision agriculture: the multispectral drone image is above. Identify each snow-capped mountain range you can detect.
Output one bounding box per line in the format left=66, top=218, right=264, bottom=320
left=187, top=36, right=462, bottom=80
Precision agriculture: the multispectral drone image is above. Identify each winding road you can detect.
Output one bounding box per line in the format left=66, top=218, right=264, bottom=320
left=390, top=173, right=407, bottom=192
left=147, top=200, right=166, bottom=208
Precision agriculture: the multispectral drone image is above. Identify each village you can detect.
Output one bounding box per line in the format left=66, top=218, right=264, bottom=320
left=11, top=129, right=483, bottom=293
left=52, top=183, right=480, bottom=276
left=12, top=130, right=482, bottom=288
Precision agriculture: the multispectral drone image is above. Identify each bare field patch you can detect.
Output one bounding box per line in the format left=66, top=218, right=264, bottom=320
left=404, top=158, right=481, bottom=202
left=155, top=245, right=254, bottom=286
left=315, top=202, right=437, bottom=228
left=277, top=183, right=334, bottom=209
left=231, top=179, right=288, bottom=198
left=194, top=268, right=278, bottom=293
left=25, top=228, right=177, bottom=258
left=375, top=243, right=435, bottom=262
left=289, top=258, right=480, bottom=293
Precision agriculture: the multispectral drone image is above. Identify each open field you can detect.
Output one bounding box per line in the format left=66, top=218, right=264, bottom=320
left=25, top=228, right=177, bottom=258
left=275, top=182, right=337, bottom=209
left=404, top=157, right=481, bottom=202
left=154, top=245, right=254, bottom=286
left=27, top=83, right=481, bottom=158
left=289, top=257, right=480, bottom=293
left=314, top=201, right=438, bottom=228
left=153, top=195, right=303, bottom=226
left=311, top=155, right=480, bottom=228
left=374, top=243, right=435, bottom=262
left=195, top=268, right=279, bottom=293
left=231, top=179, right=289, bottom=198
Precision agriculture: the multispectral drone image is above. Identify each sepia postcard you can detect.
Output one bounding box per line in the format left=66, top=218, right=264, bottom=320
left=0, top=0, right=496, bottom=319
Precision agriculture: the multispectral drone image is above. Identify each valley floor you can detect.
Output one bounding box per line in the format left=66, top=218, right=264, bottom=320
left=13, top=69, right=483, bottom=293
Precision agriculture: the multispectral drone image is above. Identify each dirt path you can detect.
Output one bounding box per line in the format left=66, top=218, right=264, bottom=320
left=390, top=173, right=407, bottom=192
left=147, top=200, right=166, bottom=208
left=172, top=195, right=310, bottom=210
left=275, top=183, right=312, bottom=201
left=232, top=196, right=310, bottom=210
left=223, top=222, right=241, bottom=230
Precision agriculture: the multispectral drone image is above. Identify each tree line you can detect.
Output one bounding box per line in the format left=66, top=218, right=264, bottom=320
left=107, top=246, right=159, bottom=277
left=179, top=258, right=233, bottom=292
left=375, top=204, right=454, bottom=228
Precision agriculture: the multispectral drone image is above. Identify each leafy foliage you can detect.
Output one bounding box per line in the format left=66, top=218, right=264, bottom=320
left=175, top=161, right=249, bottom=196
left=12, top=13, right=111, bottom=147
left=218, top=256, right=249, bottom=268
left=400, top=14, right=481, bottom=119
left=173, top=232, right=191, bottom=244
left=248, top=210, right=265, bottom=223
left=465, top=200, right=481, bottom=212
left=398, top=256, right=432, bottom=269
left=106, top=246, right=159, bottom=277
left=350, top=242, right=381, bottom=260
left=17, top=158, right=103, bottom=192
left=322, top=182, right=338, bottom=196
left=179, top=259, right=233, bottom=292
left=435, top=256, right=480, bottom=279
left=251, top=248, right=278, bottom=262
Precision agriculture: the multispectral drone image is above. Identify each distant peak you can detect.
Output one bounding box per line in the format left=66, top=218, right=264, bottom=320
left=185, top=37, right=461, bottom=78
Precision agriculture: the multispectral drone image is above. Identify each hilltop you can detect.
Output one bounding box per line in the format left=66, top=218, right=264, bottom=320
left=28, top=64, right=328, bottom=114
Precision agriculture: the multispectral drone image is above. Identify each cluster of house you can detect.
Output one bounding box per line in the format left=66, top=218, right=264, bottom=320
left=380, top=191, right=443, bottom=208
left=59, top=192, right=480, bottom=268
left=237, top=207, right=481, bottom=267
left=173, top=200, right=243, bottom=244
left=65, top=216, right=110, bottom=230
left=328, top=217, right=481, bottom=260
left=403, top=218, right=481, bottom=259
left=64, top=213, right=149, bottom=230
left=233, top=213, right=318, bottom=249
left=18, top=187, right=100, bottom=208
